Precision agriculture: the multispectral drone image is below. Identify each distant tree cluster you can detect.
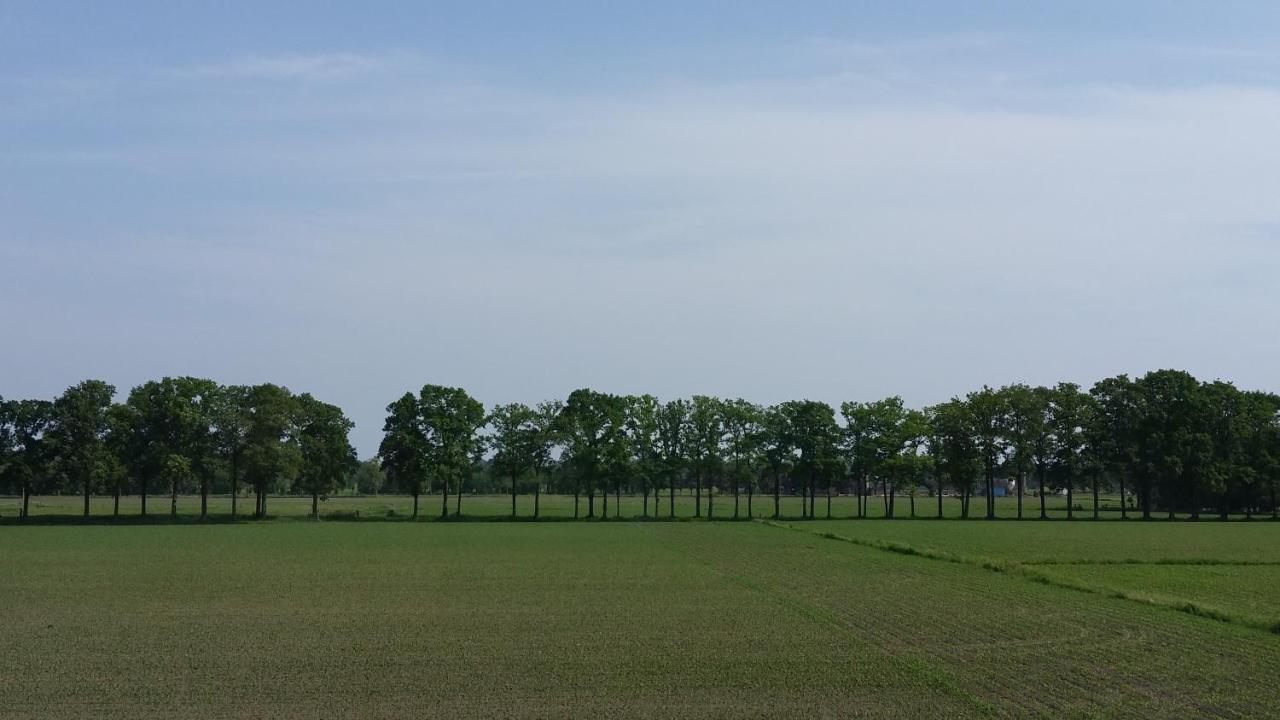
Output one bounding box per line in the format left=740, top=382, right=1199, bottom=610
left=0, top=379, right=356, bottom=520
left=4, top=370, right=1279, bottom=521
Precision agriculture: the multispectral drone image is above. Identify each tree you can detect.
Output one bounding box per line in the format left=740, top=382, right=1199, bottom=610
left=48, top=380, right=116, bottom=518
left=348, top=458, right=386, bottom=495
left=624, top=394, right=662, bottom=517
left=489, top=402, right=540, bottom=518
left=929, top=399, right=981, bottom=519
left=875, top=403, right=930, bottom=520
left=294, top=394, right=357, bottom=519
left=1048, top=383, right=1093, bottom=520
left=965, top=386, right=1007, bottom=520
left=1134, top=370, right=1212, bottom=519
left=418, top=385, right=486, bottom=518
left=1002, top=384, right=1047, bottom=520
left=687, top=395, right=724, bottom=519
left=529, top=400, right=562, bottom=519
left=211, top=385, right=252, bottom=518
left=760, top=405, right=792, bottom=519
left=556, top=389, right=620, bottom=519
left=0, top=399, right=53, bottom=520
left=656, top=399, right=689, bottom=517
left=241, top=384, right=300, bottom=519
left=379, top=393, right=428, bottom=519
left=841, top=401, right=877, bottom=519
left=721, top=399, right=763, bottom=520
left=780, top=400, right=840, bottom=519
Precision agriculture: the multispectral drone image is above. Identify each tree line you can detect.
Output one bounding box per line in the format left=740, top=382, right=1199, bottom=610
left=3, top=369, right=1279, bottom=522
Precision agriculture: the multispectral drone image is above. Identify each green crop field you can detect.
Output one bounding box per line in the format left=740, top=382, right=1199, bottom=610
left=3, top=515, right=1280, bottom=718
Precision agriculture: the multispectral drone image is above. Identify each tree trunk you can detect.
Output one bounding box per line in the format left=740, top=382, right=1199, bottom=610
left=1038, top=467, right=1047, bottom=520
left=588, top=491, right=595, bottom=518
left=141, top=480, right=148, bottom=517
left=231, top=474, right=238, bottom=519
left=1119, top=475, right=1127, bottom=520
left=512, top=473, right=518, bottom=519
left=200, top=478, right=208, bottom=520
left=312, top=492, right=319, bottom=520
left=441, top=480, right=449, bottom=518
left=171, top=479, right=178, bottom=518
left=888, top=488, right=895, bottom=519
left=535, top=483, right=541, bottom=518
left=261, top=491, right=268, bottom=517
left=734, top=478, right=740, bottom=520
left=1067, top=481, right=1074, bottom=520
left=83, top=477, right=90, bottom=518
left=113, top=485, right=120, bottom=519
left=708, top=481, right=713, bottom=519
left=1017, top=471, right=1025, bottom=519
left=413, top=492, right=420, bottom=520
left=910, top=494, right=915, bottom=518
left=747, top=485, right=754, bottom=519
left=937, top=485, right=943, bottom=519
left=809, top=472, right=816, bottom=520
left=826, top=484, right=831, bottom=519
left=773, top=470, right=781, bottom=519
left=574, top=490, right=579, bottom=518
left=616, top=481, right=620, bottom=518
left=603, top=486, right=609, bottom=518
left=1092, top=473, right=1100, bottom=520
left=695, top=472, right=702, bottom=518
left=22, top=479, right=30, bottom=521
left=455, top=483, right=462, bottom=516
left=669, top=475, right=675, bottom=518
left=643, top=487, right=649, bottom=518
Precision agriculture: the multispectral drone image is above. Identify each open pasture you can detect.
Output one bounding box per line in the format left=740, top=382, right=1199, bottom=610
left=3, top=519, right=1280, bottom=718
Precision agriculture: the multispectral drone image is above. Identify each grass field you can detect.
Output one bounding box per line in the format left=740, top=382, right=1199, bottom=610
left=3, top=516, right=1280, bottom=718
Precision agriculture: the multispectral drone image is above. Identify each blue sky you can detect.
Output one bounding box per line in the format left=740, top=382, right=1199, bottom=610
left=3, top=1, right=1279, bottom=454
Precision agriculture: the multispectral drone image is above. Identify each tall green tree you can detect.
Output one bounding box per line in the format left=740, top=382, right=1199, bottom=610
left=419, top=385, right=486, bottom=518
left=0, top=399, right=53, bottom=520
left=929, top=398, right=981, bottom=519
left=49, top=380, right=116, bottom=518
left=210, top=384, right=252, bottom=518
left=1002, top=384, right=1048, bottom=520
left=1090, top=375, right=1139, bottom=520
left=687, top=395, right=724, bottom=518
left=624, top=394, right=662, bottom=518
left=489, top=402, right=540, bottom=518
left=0, top=394, right=53, bottom=517
left=379, top=393, right=427, bottom=519
left=1048, top=383, right=1093, bottom=520
left=965, top=386, right=1007, bottom=520
left=721, top=399, right=763, bottom=520
left=556, top=389, right=619, bottom=518
left=780, top=400, right=840, bottom=519
left=656, top=398, right=689, bottom=518
left=841, top=401, right=877, bottom=519
left=294, top=394, right=357, bottom=519
left=241, top=384, right=300, bottom=519
left=760, top=405, right=792, bottom=519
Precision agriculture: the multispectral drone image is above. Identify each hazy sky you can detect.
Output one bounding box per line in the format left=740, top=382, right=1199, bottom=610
left=3, top=2, right=1279, bottom=455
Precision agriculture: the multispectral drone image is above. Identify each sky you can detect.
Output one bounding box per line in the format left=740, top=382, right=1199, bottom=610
left=3, top=1, right=1279, bottom=456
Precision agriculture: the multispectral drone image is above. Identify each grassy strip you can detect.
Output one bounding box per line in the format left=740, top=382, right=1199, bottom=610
left=1021, top=558, right=1280, bottom=567
left=761, top=519, right=1280, bottom=636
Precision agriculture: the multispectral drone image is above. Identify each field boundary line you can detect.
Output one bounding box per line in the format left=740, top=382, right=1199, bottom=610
left=758, top=520, right=1280, bottom=637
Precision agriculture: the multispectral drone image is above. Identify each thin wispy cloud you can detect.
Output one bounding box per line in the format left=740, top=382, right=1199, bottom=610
left=3, top=9, right=1280, bottom=453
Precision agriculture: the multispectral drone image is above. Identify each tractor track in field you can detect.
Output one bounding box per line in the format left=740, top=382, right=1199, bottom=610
left=760, top=520, right=1280, bottom=637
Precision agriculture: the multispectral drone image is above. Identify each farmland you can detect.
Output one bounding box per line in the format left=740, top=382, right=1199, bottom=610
left=3, top=513, right=1280, bottom=718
